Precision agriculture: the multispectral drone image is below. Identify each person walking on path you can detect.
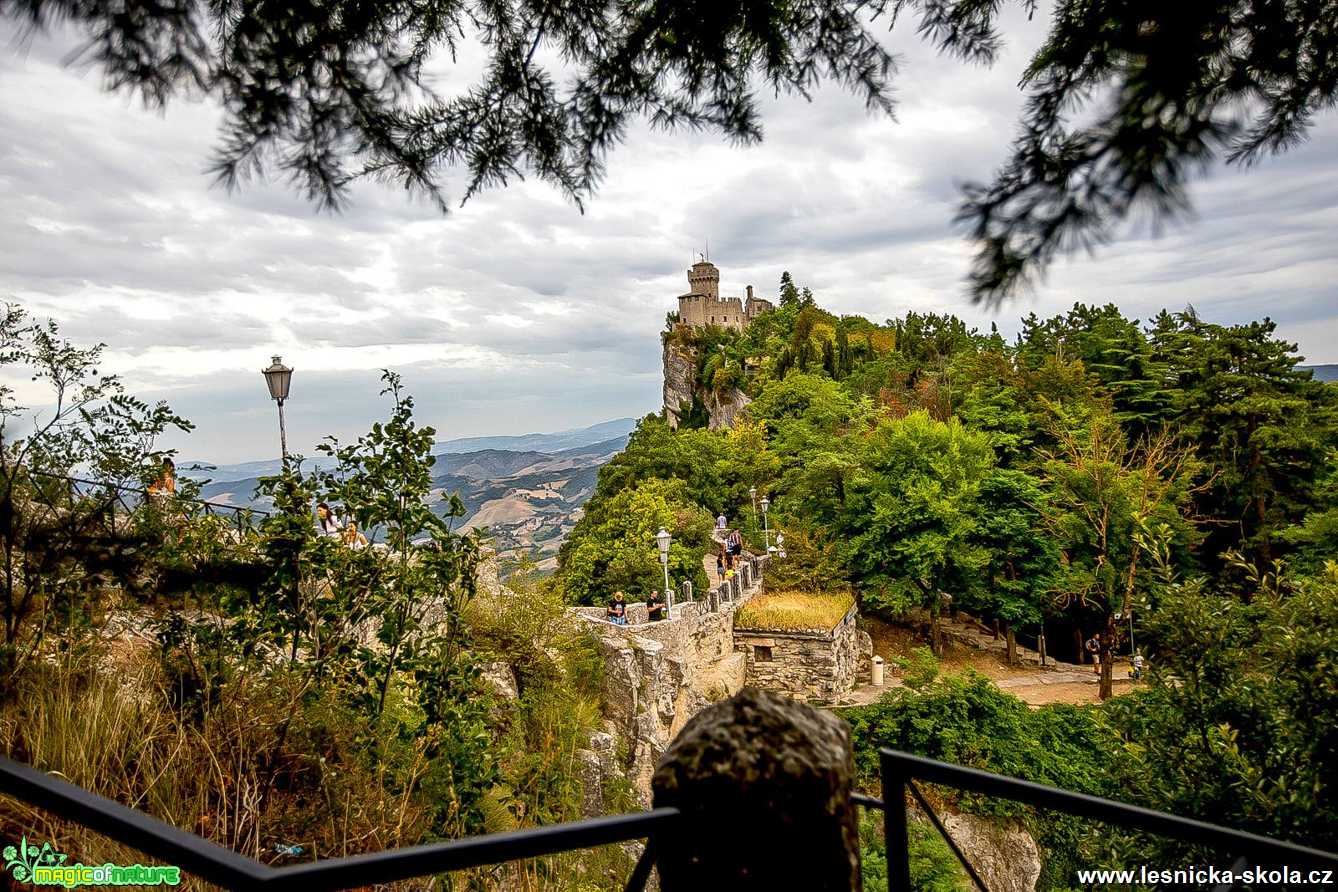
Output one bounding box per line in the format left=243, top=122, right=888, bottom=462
left=716, top=512, right=727, bottom=532
left=1084, top=635, right=1101, bottom=676
left=716, top=553, right=725, bottom=580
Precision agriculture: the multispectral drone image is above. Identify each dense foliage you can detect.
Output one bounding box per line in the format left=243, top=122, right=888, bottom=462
left=0, top=311, right=628, bottom=888
left=568, top=280, right=1338, bottom=700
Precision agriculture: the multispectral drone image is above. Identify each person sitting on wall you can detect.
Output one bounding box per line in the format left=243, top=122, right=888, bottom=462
left=315, top=502, right=343, bottom=538
left=146, top=456, right=176, bottom=500
left=342, top=519, right=369, bottom=549
left=607, top=591, right=628, bottom=626
left=647, top=590, right=667, bottom=622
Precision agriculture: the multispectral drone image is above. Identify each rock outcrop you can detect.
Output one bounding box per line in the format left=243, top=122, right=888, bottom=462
left=662, top=340, right=697, bottom=429
left=662, top=338, right=753, bottom=431
left=941, top=811, right=1043, bottom=892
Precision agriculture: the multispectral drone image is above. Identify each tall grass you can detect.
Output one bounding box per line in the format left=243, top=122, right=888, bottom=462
left=735, top=589, right=855, bottom=631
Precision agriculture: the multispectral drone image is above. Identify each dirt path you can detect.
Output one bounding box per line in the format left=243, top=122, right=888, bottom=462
left=861, top=617, right=1142, bottom=707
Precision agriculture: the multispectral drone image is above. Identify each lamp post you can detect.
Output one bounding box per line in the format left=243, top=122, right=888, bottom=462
left=749, top=485, right=758, bottom=537
left=261, top=355, right=293, bottom=462
left=760, top=496, right=770, bottom=551
left=656, top=527, right=673, bottom=612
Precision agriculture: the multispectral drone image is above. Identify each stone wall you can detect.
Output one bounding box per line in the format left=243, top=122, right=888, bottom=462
left=570, top=558, right=768, bottom=807
left=733, top=604, right=860, bottom=703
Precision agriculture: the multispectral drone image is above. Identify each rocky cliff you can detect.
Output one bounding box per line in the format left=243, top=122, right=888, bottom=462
left=662, top=337, right=752, bottom=432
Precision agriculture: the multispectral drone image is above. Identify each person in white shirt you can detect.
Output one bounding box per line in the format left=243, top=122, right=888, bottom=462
left=716, top=513, right=727, bottom=531
left=315, top=502, right=343, bottom=538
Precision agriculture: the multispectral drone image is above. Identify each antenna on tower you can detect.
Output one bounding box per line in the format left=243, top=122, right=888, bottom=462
left=705, top=237, right=709, bottom=261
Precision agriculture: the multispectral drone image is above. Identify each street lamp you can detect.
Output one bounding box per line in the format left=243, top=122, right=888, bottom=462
left=760, top=496, right=770, bottom=551
left=261, top=355, right=293, bottom=462
left=749, top=485, right=758, bottom=536
left=656, top=527, right=673, bottom=612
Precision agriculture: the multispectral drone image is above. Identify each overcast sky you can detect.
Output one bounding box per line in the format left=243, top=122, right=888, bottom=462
left=2, top=6, right=1336, bottom=463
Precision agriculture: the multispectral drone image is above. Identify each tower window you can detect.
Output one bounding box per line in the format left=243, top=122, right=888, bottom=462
left=754, top=645, right=773, bottom=662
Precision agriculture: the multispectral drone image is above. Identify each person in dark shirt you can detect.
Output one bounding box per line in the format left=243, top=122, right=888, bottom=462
left=607, top=591, right=628, bottom=625
left=647, top=590, right=667, bottom=621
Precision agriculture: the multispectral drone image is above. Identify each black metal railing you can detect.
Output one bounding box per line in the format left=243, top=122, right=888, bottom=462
left=3, top=747, right=1336, bottom=890
left=0, top=756, right=678, bottom=891
left=869, top=750, right=1338, bottom=892
left=24, top=469, right=271, bottom=535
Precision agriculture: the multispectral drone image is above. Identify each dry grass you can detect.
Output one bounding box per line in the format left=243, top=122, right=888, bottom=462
left=735, top=590, right=855, bottom=631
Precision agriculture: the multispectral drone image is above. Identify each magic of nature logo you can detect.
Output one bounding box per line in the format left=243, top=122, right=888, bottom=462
left=4, top=836, right=180, bottom=887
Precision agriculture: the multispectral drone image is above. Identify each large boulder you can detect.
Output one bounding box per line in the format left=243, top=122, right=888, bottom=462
left=651, top=688, right=861, bottom=891
left=940, top=812, right=1042, bottom=892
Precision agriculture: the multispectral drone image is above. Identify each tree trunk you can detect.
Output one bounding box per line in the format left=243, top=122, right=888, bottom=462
left=1098, top=617, right=1115, bottom=701
left=1074, top=629, right=1085, bottom=663
left=992, top=618, right=1000, bottom=640
left=1038, top=630, right=1046, bottom=667
left=1005, top=623, right=1017, bottom=666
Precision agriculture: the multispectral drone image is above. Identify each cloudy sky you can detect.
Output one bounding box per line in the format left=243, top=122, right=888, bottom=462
left=2, top=6, right=1336, bottom=463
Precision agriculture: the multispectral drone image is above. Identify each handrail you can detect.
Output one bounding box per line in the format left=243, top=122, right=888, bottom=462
left=0, top=755, right=678, bottom=890
left=877, top=748, right=1338, bottom=891
left=4, top=739, right=1335, bottom=890
left=24, top=468, right=271, bottom=518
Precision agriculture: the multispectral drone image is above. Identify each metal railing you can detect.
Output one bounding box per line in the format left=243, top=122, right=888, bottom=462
left=868, top=750, right=1338, bottom=891
left=24, top=469, right=271, bottom=535
left=6, top=746, right=1335, bottom=890
left=0, top=755, right=677, bottom=891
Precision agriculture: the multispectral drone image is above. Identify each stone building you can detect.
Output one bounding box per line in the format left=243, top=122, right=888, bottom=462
left=676, top=259, right=773, bottom=330
left=732, top=602, right=862, bottom=703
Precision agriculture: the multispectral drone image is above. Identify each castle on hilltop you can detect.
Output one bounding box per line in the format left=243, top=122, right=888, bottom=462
left=675, top=258, right=774, bottom=330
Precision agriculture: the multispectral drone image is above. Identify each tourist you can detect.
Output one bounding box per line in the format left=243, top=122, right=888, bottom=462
left=1131, top=652, right=1145, bottom=680
left=607, top=591, right=628, bottom=626
left=727, top=528, right=743, bottom=560
left=342, top=519, right=369, bottom=549
left=146, top=456, right=176, bottom=499
left=315, top=502, right=343, bottom=538
left=716, top=553, right=725, bottom=580
left=1085, top=635, right=1101, bottom=675
left=647, top=590, right=666, bottom=622
left=716, top=512, right=727, bottom=532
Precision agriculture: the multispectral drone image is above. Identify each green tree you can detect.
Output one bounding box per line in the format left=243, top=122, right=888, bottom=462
left=1149, top=312, right=1338, bottom=562
left=0, top=304, right=191, bottom=689
left=965, top=469, right=1059, bottom=663
left=557, top=477, right=711, bottom=605
left=1038, top=413, right=1196, bottom=699
left=834, top=411, right=994, bottom=653
left=1103, top=556, right=1338, bottom=852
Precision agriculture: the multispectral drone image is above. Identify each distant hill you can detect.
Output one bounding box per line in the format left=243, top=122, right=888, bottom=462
left=432, top=418, right=637, bottom=454
left=183, top=426, right=634, bottom=577
left=1303, top=364, right=1338, bottom=383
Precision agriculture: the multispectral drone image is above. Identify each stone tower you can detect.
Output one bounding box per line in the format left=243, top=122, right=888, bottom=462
left=687, top=259, right=720, bottom=299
